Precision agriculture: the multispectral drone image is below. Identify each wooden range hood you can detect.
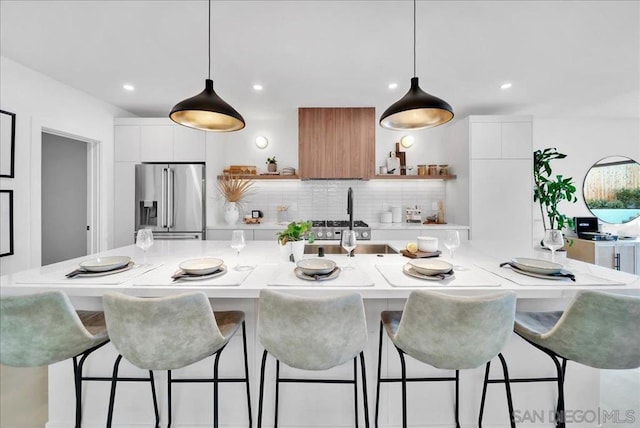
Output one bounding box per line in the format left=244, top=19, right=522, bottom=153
left=298, top=107, right=375, bottom=180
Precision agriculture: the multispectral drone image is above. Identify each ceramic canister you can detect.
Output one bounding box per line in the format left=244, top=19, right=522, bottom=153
left=417, top=236, right=438, bottom=252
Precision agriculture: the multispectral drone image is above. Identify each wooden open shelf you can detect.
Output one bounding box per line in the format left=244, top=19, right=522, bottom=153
left=217, top=174, right=300, bottom=180
left=217, top=174, right=454, bottom=180
left=372, top=174, right=456, bottom=180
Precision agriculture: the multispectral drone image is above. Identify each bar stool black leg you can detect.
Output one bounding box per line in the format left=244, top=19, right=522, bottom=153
left=106, top=355, right=123, bottom=428
left=479, top=361, right=491, bottom=427
left=353, top=357, right=359, bottom=428
left=148, top=370, right=159, bottom=428
left=497, top=353, right=516, bottom=428
left=257, top=350, right=268, bottom=428
left=396, top=347, right=407, bottom=428
left=455, top=370, right=460, bottom=428
left=73, top=356, right=81, bottom=428
left=375, top=321, right=384, bottom=428
left=241, top=321, right=252, bottom=428
left=274, top=359, right=280, bottom=428
left=213, top=349, right=222, bottom=428
left=360, top=351, right=370, bottom=428
left=168, top=370, right=172, bottom=428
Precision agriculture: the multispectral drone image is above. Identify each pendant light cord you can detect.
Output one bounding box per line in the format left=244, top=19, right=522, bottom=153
left=413, top=0, right=416, bottom=78
left=208, top=0, right=211, bottom=80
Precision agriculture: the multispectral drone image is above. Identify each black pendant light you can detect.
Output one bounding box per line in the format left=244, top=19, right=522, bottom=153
left=379, top=0, right=453, bottom=130
left=169, top=0, right=245, bottom=132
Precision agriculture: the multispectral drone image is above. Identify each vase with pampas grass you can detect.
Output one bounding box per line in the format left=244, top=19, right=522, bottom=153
left=217, top=176, right=255, bottom=224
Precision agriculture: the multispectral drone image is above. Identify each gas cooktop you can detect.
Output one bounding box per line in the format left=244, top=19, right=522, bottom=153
left=310, top=220, right=371, bottom=240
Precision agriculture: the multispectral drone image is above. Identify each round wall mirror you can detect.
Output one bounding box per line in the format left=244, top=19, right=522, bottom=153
left=583, top=156, right=640, bottom=224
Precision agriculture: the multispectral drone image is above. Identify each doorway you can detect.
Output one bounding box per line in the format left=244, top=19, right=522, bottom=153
left=41, top=132, right=96, bottom=265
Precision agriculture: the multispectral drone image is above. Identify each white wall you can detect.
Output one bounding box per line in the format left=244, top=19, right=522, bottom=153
left=0, top=57, right=134, bottom=275
left=532, top=117, right=640, bottom=242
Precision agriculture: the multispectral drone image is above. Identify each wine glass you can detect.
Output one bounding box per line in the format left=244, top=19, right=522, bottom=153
left=135, top=229, right=154, bottom=266
left=341, top=230, right=357, bottom=270
left=444, top=230, right=460, bottom=260
left=231, top=230, right=253, bottom=271
left=543, top=229, right=564, bottom=261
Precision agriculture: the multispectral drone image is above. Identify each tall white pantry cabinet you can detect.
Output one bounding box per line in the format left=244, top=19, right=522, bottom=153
left=446, top=116, right=533, bottom=247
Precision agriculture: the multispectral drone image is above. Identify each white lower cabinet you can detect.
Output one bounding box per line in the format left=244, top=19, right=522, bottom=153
left=207, top=229, right=253, bottom=241
left=371, top=229, right=469, bottom=242
left=566, top=238, right=637, bottom=274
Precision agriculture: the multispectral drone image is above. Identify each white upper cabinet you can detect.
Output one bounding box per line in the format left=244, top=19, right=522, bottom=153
left=114, top=126, right=140, bottom=162
left=173, top=125, right=206, bottom=161
left=501, top=121, right=532, bottom=159
left=140, top=126, right=173, bottom=161
left=470, top=118, right=532, bottom=160
left=471, top=122, right=501, bottom=159
left=114, top=119, right=206, bottom=162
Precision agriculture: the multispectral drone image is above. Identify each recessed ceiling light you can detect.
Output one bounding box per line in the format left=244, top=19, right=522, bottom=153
left=388, top=83, right=398, bottom=90
left=500, top=82, right=513, bottom=90
left=253, top=84, right=263, bottom=91
left=123, top=84, right=135, bottom=91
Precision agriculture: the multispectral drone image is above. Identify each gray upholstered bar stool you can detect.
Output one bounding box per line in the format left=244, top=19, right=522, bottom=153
left=488, top=290, right=640, bottom=428
left=376, top=290, right=517, bottom=428
left=102, top=291, right=251, bottom=428
left=0, top=291, right=110, bottom=428
left=257, top=289, right=370, bottom=428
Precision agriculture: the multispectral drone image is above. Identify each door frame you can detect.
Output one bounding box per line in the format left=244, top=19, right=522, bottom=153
left=41, top=128, right=100, bottom=256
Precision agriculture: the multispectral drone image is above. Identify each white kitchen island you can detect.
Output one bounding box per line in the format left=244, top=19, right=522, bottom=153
left=2, top=240, right=638, bottom=428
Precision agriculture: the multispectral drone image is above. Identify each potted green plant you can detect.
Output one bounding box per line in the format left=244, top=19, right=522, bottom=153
left=533, top=148, right=578, bottom=242
left=276, top=220, right=313, bottom=262
left=266, top=156, right=277, bottom=173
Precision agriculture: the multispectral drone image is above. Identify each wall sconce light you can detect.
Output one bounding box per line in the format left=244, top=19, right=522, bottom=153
left=255, top=136, right=269, bottom=149
left=400, top=135, right=415, bottom=148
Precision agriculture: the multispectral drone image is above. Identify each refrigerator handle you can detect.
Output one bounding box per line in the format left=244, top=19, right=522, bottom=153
left=161, top=168, right=168, bottom=227
left=168, top=168, right=175, bottom=227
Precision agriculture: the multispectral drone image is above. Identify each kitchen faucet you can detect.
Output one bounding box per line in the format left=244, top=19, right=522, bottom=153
left=347, top=187, right=353, bottom=230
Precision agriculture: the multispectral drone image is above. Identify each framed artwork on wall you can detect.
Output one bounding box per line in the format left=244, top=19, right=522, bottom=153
left=0, top=190, right=14, bottom=256
left=1, top=109, right=16, bottom=178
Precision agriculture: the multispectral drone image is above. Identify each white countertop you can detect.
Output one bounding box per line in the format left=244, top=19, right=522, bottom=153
left=207, top=222, right=469, bottom=230
left=2, top=240, right=638, bottom=300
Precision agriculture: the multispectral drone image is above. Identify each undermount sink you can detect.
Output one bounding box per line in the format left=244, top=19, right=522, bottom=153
left=304, top=244, right=399, bottom=255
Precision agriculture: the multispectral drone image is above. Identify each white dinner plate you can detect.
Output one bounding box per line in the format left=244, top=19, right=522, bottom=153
left=79, top=256, right=132, bottom=272
left=510, top=257, right=563, bottom=275
left=403, top=264, right=454, bottom=281
left=174, top=265, right=227, bottom=281
left=408, top=258, right=453, bottom=276
left=507, top=265, right=573, bottom=281
left=179, top=258, right=224, bottom=275
left=296, top=258, right=337, bottom=275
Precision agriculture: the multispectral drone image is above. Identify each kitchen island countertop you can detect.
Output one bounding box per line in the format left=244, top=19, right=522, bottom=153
left=2, top=239, right=637, bottom=300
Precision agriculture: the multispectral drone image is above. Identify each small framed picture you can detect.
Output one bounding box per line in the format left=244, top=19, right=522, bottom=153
left=0, top=110, right=16, bottom=178
left=0, top=190, right=14, bottom=257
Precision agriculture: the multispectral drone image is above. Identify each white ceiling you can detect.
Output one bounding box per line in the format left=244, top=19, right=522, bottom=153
left=1, top=0, right=639, bottom=121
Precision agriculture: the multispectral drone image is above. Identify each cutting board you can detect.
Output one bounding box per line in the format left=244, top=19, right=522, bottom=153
left=400, top=249, right=441, bottom=259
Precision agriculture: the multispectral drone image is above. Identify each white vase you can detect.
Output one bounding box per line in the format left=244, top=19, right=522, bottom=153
left=279, top=240, right=306, bottom=262
left=224, top=202, right=240, bottom=225
left=291, top=240, right=305, bottom=262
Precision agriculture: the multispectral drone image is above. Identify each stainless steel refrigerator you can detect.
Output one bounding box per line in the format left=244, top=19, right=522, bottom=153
left=135, top=163, right=206, bottom=240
